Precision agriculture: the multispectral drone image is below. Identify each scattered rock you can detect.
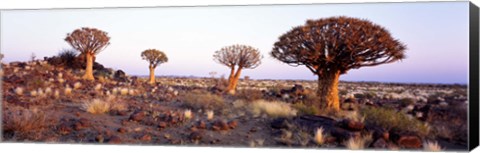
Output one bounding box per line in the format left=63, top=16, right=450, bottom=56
left=108, top=136, right=122, bottom=144
left=95, top=135, right=104, bottom=143
left=325, top=136, right=337, bottom=143
left=189, top=131, right=203, bottom=141
left=129, top=111, right=145, bottom=122
left=339, top=119, right=364, bottom=131
left=197, top=121, right=207, bottom=129
left=117, top=127, right=127, bottom=134
left=121, top=119, right=129, bottom=126
left=396, top=135, right=422, bottom=149
left=228, top=120, right=238, bottom=129
left=58, top=123, right=72, bottom=135
left=74, top=118, right=91, bottom=130
left=158, top=121, right=168, bottom=129
left=249, top=127, right=258, bottom=133
left=139, top=134, right=152, bottom=141
left=212, top=120, right=229, bottom=131
left=116, top=110, right=128, bottom=116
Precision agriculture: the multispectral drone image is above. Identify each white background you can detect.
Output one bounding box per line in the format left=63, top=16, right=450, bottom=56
left=0, top=0, right=479, bottom=153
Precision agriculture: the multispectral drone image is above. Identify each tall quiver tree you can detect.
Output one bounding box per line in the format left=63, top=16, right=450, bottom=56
left=65, top=27, right=110, bottom=81
left=213, top=44, right=262, bottom=95
left=271, top=16, right=406, bottom=111
left=141, top=49, right=168, bottom=84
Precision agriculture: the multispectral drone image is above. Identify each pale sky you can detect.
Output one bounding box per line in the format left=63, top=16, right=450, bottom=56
left=0, top=2, right=470, bottom=84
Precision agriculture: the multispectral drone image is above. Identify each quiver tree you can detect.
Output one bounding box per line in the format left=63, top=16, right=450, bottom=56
left=271, top=16, right=406, bottom=111
left=65, top=27, right=110, bottom=80
left=213, top=44, right=262, bottom=95
left=141, top=49, right=168, bottom=84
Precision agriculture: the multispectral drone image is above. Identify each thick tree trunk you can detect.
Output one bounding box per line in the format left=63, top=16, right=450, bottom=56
left=226, top=66, right=236, bottom=93
left=227, top=67, right=243, bottom=95
left=149, top=66, right=155, bottom=84
left=316, top=70, right=341, bottom=111
left=82, top=53, right=95, bottom=81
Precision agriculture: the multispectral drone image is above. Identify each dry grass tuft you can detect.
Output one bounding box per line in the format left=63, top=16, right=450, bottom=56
left=314, top=127, right=326, bottom=145
left=65, top=86, right=72, bottom=95
left=30, top=90, right=38, bottom=97
left=15, top=87, right=24, bottom=95
left=112, top=88, right=119, bottom=95
left=3, top=108, right=47, bottom=133
left=82, top=99, right=111, bottom=114
left=73, top=82, right=82, bottom=89
left=54, top=89, right=60, bottom=98
left=206, top=110, right=214, bottom=120
left=250, top=100, right=297, bottom=118
left=120, top=88, right=129, bottom=96
left=423, top=141, right=443, bottom=152
left=344, top=133, right=373, bottom=150
left=45, top=87, right=52, bottom=95
left=94, top=84, right=102, bottom=91
left=184, top=109, right=192, bottom=120
left=128, top=89, right=136, bottom=96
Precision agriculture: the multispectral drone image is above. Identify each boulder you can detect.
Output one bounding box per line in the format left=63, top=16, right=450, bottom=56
left=396, top=135, right=422, bottom=149
left=338, top=119, right=364, bottom=131
left=114, top=70, right=128, bottom=82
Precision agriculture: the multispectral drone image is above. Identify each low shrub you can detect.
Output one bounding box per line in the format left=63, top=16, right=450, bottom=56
left=360, top=107, right=430, bottom=136
left=235, top=89, right=264, bottom=102
left=250, top=100, right=297, bottom=118
left=423, top=141, right=443, bottom=151
left=180, top=90, right=225, bottom=111
left=399, top=97, right=416, bottom=107
left=292, top=102, right=320, bottom=115
left=3, top=108, right=47, bottom=133
left=82, top=99, right=111, bottom=114
left=344, top=133, right=373, bottom=150
left=314, top=127, right=326, bottom=145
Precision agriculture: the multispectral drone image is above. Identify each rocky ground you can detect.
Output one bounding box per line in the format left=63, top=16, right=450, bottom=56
left=1, top=60, right=469, bottom=151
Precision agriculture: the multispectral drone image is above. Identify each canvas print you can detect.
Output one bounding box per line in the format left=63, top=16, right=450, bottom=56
left=0, top=1, right=474, bottom=152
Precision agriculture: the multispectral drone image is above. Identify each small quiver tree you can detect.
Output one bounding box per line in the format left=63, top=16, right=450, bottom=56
left=213, top=44, right=262, bottom=95
left=270, top=16, right=406, bottom=111
left=141, top=49, right=168, bottom=84
left=65, top=27, right=110, bottom=81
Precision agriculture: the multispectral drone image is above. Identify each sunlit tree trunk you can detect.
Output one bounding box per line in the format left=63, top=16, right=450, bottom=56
left=149, top=66, right=156, bottom=84
left=317, top=70, right=341, bottom=111
left=226, top=66, right=235, bottom=92
left=83, top=53, right=95, bottom=80
left=227, top=67, right=242, bottom=95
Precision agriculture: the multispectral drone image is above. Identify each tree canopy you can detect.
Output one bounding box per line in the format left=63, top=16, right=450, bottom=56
left=271, top=16, right=406, bottom=75
left=213, top=44, right=262, bottom=69
left=65, top=27, right=110, bottom=55
left=141, top=49, right=168, bottom=68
